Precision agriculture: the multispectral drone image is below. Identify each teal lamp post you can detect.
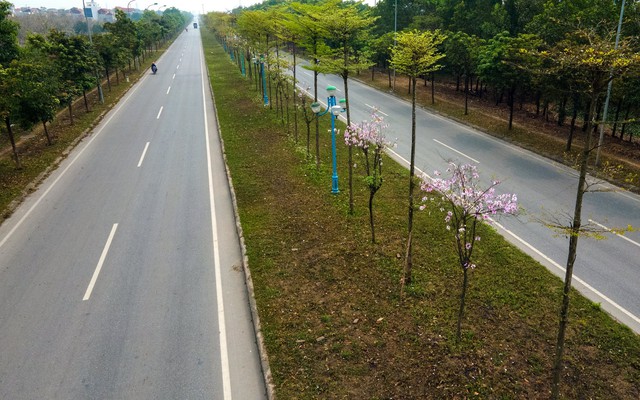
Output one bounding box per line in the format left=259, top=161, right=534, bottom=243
left=259, top=54, right=268, bottom=106
left=311, top=85, right=346, bottom=194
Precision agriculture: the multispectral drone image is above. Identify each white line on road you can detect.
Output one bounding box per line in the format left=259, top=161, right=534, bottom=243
left=172, top=73, right=176, bottom=80
left=589, top=219, right=640, bottom=248
left=137, top=142, right=150, bottom=167
left=83, top=223, right=118, bottom=301
left=156, top=106, right=163, bottom=119
left=386, top=147, right=640, bottom=330
left=167, top=86, right=171, bottom=95
left=200, top=44, right=232, bottom=399
left=433, top=139, right=480, bottom=164
left=177, top=64, right=180, bottom=70
left=365, top=104, right=388, bottom=116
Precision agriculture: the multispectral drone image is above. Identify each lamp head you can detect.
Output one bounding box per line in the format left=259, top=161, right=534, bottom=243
left=338, top=98, right=346, bottom=110
left=330, top=105, right=342, bottom=116
left=326, top=85, right=337, bottom=97
left=310, top=102, right=322, bottom=114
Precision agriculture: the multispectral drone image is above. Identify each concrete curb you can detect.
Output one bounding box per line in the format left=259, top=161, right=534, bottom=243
left=204, top=59, right=276, bottom=399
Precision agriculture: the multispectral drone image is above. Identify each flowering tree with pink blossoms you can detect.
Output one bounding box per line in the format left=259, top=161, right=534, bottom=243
left=345, top=111, right=392, bottom=243
left=421, top=162, right=518, bottom=341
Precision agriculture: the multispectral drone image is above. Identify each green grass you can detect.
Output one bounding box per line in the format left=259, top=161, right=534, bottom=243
left=203, top=30, right=639, bottom=399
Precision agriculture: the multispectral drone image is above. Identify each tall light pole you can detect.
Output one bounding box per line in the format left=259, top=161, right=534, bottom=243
left=127, top=0, right=134, bottom=16
left=81, top=0, right=104, bottom=104
left=393, top=0, right=397, bottom=91
left=259, top=54, right=268, bottom=106
left=595, top=0, right=626, bottom=166
left=144, top=2, right=158, bottom=11
left=310, top=85, right=347, bottom=194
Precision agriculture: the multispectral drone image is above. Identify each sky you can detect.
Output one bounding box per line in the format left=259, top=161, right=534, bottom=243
left=13, top=0, right=377, bottom=15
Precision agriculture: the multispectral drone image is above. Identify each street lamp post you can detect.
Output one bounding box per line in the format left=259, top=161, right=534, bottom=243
left=310, top=85, right=346, bottom=194
left=127, top=0, right=135, bottom=16
left=259, top=54, right=268, bottom=106
left=144, top=2, right=158, bottom=10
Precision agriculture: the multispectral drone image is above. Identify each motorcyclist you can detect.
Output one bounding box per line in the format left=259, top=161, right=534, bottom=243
left=151, top=62, right=157, bottom=74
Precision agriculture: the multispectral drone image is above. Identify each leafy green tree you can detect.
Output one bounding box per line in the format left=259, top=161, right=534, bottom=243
left=390, top=29, right=446, bottom=288
left=317, top=0, right=378, bottom=215
left=10, top=51, right=60, bottom=145
left=477, top=32, right=542, bottom=130
left=0, top=65, right=21, bottom=168
left=443, top=31, right=482, bottom=115
left=0, top=0, right=19, bottom=67
left=540, top=29, right=640, bottom=400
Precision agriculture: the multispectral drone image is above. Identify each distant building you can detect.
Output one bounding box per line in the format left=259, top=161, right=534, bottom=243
left=97, top=8, right=114, bottom=23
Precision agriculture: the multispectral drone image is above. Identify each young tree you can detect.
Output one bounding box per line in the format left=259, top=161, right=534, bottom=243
left=390, top=29, right=446, bottom=287
left=421, top=162, right=518, bottom=342
left=344, top=111, right=392, bottom=243
left=443, top=31, right=482, bottom=115
left=540, top=30, right=640, bottom=399
left=290, top=1, right=330, bottom=170
left=316, top=0, right=378, bottom=215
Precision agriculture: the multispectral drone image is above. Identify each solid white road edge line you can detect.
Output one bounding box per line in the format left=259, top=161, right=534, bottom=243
left=433, top=139, right=480, bottom=164
left=589, top=219, right=640, bottom=248
left=200, top=43, right=233, bottom=400
left=137, top=142, right=150, bottom=167
left=156, top=106, right=163, bottom=119
left=386, top=147, right=640, bottom=329
left=83, top=223, right=118, bottom=301
left=0, top=75, right=147, bottom=251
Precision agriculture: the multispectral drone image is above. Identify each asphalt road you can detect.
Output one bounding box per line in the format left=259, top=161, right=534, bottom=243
left=0, top=29, right=267, bottom=399
left=294, top=66, right=640, bottom=334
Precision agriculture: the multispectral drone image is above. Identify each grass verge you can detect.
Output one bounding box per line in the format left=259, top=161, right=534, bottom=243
left=206, top=30, right=639, bottom=399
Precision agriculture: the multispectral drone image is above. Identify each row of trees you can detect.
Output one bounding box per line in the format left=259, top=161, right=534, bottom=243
left=0, top=1, right=190, bottom=168
left=203, top=1, right=639, bottom=398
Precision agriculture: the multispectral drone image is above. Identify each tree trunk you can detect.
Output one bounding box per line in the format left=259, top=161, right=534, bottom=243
left=388, top=68, right=392, bottom=88
left=371, top=66, right=374, bottom=81
left=42, top=120, right=52, bottom=146
left=535, top=91, right=541, bottom=116
left=558, top=95, right=568, bottom=126
left=68, top=102, right=74, bottom=125
left=430, top=72, right=435, bottom=105
left=403, top=77, right=418, bottom=288
left=293, top=46, right=298, bottom=143
left=343, top=73, right=354, bottom=215
left=313, top=63, right=321, bottom=168
left=456, top=266, right=469, bottom=342
left=105, top=67, right=112, bottom=91
left=82, top=89, right=89, bottom=112
left=5, top=117, right=22, bottom=169
left=622, top=103, right=631, bottom=141
left=551, top=93, right=596, bottom=400
left=464, top=75, right=469, bottom=116
left=369, top=190, right=376, bottom=244
left=508, top=86, right=515, bottom=130
left=567, top=95, right=579, bottom=152
left=612, top=97, right=622, bottom=138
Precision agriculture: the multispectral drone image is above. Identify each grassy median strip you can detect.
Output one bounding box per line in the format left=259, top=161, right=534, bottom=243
left=202, top=31, right=639, bottom=399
